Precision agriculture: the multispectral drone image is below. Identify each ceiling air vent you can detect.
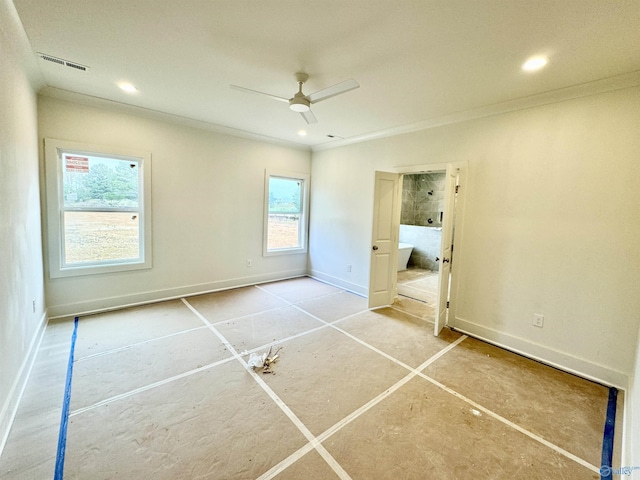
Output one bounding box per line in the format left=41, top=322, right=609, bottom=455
left=37, top=53, right=89, bottom=72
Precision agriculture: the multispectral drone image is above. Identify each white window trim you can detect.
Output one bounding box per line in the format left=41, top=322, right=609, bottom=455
left=263, top=169, right=310, bottom=257
left=44, top=138, right=152, bottom=278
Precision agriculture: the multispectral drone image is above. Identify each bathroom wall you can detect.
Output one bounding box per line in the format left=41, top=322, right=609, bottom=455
left=401, top=172, right=446, bottom=227
left=399, top=224, right=441, bottom=270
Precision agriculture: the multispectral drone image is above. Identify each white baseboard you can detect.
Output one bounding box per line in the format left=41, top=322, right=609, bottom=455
left=0, top=310, right=48, bottom=458
left=47, top=269, right=308, bottom=318
left=453, top=316, right=629, bottom=390
left=309, top=269, right=368, bottom=297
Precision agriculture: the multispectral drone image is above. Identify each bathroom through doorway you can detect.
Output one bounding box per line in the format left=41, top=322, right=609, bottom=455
left=394, top=164, right=463, bottom=333
left=367, top=162, right=465, bottom=335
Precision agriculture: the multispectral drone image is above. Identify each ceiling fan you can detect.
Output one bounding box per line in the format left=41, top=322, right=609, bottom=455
left=230, top=72, right=359, bottom=124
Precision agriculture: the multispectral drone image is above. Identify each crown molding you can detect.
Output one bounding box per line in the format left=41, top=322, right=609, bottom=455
left=38, top=87, right=312, bottom=152
left=312, top=70, right=640, bottom=152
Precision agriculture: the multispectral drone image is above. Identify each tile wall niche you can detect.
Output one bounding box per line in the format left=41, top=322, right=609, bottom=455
left=400, top=172, right=445, bottom=270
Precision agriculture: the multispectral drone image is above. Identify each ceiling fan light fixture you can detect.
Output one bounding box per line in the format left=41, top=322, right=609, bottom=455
left=289, top=97, right=310, bottom=112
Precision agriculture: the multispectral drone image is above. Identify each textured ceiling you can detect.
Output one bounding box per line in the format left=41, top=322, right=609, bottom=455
left=13, top=0, right=640, bottom=148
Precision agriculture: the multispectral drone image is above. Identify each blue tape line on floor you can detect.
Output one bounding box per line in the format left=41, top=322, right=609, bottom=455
left=600, top=387, right=617, bottom=480
left=54, top=316, right=79, bottom=480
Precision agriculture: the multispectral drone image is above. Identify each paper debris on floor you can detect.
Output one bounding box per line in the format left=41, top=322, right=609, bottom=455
left=247, top=352, right=267, bottom=369
left=246, top=346, right=282, bottom=374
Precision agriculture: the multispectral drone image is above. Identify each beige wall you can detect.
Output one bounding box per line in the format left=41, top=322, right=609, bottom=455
left=310, top=86, right=640, bottom=389
left=39, top=96, right=311, bottom=316
left=0, top=0, right=46, bottom=451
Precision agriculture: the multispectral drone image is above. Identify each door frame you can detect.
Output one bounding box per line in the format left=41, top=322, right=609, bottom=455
left=391, top=161, right=468, bottom=329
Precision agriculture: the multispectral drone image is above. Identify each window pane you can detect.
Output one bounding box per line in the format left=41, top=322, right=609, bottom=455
left=268, top=177, right=301, bottom=214
left=64, top=211, right=140, bottom=264
left=63, top=154, right=139, bottom=209
left=264, top=172, right=308, bottom=256
left=267, top=213, right=300, bottom=250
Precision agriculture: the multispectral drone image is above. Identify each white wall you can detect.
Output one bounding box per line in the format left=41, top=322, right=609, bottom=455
left=0, top=0, right=46, bottom=453
left=310, top=86, right=640, bottom=389
left=38, top=95, right=311, bottom=316
left=627, top=341, right=640, bottom=475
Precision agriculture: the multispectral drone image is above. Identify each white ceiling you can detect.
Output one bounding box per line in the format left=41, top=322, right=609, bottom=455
left=13, top=0, right=640, bottom=149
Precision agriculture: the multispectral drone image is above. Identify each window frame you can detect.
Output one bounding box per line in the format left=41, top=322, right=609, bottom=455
left=263, top=169, right=310, bottom=257
left=44, top=138, right=152, bottom=278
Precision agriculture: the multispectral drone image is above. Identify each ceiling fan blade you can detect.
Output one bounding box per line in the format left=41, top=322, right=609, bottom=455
left=230, top=84, right=289, bottom=103
left=307, top=78, right=359, bottom=104
left=300, top=110, right=318, bottom=124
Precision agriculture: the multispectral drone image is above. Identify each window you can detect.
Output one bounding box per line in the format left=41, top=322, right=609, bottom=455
left=44, top=138, right=152, bottom=277
left=263, top=170, right=309, bottom=256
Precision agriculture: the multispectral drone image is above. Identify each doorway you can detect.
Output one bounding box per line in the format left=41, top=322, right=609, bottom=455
left=398, top=167, right=459, bottom=334
left=397, top=171, right=446, bottom=309
left=368, top=163, right=464, bottom=335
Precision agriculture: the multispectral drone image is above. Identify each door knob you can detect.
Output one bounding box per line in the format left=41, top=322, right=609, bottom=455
left=435, top=257, right=440, bottom=262
left=372, top=245, right=379, bottom=251
left=443, top=258, right=450, bottom=263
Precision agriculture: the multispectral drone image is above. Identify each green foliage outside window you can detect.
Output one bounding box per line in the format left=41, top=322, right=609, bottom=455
left=64, top=155, right=139, bottom=208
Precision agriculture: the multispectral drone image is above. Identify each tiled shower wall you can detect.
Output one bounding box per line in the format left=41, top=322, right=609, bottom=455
left=400, top=172, right=446, bottom=227
left=400, top=172, right=445, bottom=270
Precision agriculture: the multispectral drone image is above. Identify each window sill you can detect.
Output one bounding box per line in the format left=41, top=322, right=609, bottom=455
left=263, top=247, right=308, bottom=257
left=51, top=259, right=152, bottom=279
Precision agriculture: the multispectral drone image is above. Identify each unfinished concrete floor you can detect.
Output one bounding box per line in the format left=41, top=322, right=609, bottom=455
left=0, top=276, right=618, bottom=479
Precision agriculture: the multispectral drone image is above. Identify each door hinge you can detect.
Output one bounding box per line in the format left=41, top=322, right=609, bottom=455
left=446, top=301, right=450, bottom=308
left=455, top=185, right=460, bottom=193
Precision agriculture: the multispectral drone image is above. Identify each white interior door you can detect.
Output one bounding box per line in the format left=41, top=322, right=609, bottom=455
left=434, top=165, right=457, bottom=335
left=368, top=171, right=401, bottom=308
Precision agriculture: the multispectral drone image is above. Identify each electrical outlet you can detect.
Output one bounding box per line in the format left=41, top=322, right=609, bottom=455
left=347, top=264, right=352, bottom=272
left=533, top=313, right=544, bottom=328
left=246, top=259, right=252, bottom=267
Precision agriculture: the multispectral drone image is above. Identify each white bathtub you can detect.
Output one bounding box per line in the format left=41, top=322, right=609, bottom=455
left=397, top=242, right=414, bottom=271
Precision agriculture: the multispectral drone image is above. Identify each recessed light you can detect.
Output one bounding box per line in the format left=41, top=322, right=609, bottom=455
left=297, top=130, right=307, bottom=136
left=522, top=56, right=548, bottom=72
left=118, top=82, right=138, bottom=93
